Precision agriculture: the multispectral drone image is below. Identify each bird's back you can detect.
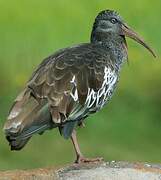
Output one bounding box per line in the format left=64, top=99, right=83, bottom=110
left=4, top=43, right=119, bottom=149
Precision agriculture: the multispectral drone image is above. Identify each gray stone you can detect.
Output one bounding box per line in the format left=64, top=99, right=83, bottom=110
left=0, top=161, right=161, bottom=180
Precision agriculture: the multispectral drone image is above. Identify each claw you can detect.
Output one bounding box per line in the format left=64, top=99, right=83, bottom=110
left=75, top=156, right=104, bottom=164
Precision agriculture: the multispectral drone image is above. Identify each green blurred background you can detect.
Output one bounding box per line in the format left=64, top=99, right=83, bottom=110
left=0, top=0, right=161, bottom=170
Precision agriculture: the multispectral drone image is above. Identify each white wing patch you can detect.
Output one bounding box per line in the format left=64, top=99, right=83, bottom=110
left=69, top=67, right=117, bottom=111
left=70, top=75, right=78, bottom=101
left=85, top=66, right=117, bottom=109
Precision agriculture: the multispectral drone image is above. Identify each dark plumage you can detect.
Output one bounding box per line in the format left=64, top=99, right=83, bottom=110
left=3, top=10, right=156, bottom=163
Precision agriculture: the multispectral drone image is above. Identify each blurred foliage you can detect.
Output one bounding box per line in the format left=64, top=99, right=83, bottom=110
left=0, top=0, right=161, bottom=170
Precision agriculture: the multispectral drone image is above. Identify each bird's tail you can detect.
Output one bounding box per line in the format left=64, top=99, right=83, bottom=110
left=3, top=88, right=55, bottom=150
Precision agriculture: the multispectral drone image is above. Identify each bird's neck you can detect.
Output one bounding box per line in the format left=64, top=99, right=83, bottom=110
left=91, top=32, right=128, bottom=71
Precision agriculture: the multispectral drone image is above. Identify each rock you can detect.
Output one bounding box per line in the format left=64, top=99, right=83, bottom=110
left=0, top=161, right=161, bottom=180
left=0, top=168, right=57, bottom=180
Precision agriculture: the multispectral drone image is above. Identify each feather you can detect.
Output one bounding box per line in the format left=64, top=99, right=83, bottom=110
left=59, top=121, right=78, bottom=139
left=3, top=87, right=56, bottom=150
left=4, top=43, right=119, bottom=145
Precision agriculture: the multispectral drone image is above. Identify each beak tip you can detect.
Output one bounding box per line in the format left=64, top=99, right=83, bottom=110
left=151, top=50, right=157, bottom=58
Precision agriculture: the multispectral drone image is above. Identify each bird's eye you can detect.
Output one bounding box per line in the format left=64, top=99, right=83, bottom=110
left=110, top=18, right=117, bottom=24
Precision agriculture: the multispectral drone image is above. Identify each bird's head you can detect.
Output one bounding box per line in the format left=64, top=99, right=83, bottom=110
left=91, top=10, right=156, bottom=57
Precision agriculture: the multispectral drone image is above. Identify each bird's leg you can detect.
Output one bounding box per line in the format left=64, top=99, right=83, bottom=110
left=71, top=129, right=83, bottom=163
left=71, top=130, right=103, bottom=164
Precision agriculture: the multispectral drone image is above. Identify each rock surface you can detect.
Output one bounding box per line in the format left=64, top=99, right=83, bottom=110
left=0, top=161, right=161, bottom=180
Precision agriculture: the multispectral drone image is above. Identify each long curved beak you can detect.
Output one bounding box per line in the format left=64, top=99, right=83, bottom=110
left=121, top=24, right=156, bottom=58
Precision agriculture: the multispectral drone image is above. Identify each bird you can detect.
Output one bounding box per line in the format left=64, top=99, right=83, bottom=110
left=3, top=10, right=156, bottom=163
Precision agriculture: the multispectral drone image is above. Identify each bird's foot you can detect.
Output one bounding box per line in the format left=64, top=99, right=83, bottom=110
left=75, top=156, right=103, bottom=164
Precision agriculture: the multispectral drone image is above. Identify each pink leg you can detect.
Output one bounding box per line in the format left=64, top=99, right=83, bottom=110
left=71, top=130, right=103, bottom=164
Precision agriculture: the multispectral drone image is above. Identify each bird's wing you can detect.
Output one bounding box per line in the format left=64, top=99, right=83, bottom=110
left=27, top=43, right=114, bottom=125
